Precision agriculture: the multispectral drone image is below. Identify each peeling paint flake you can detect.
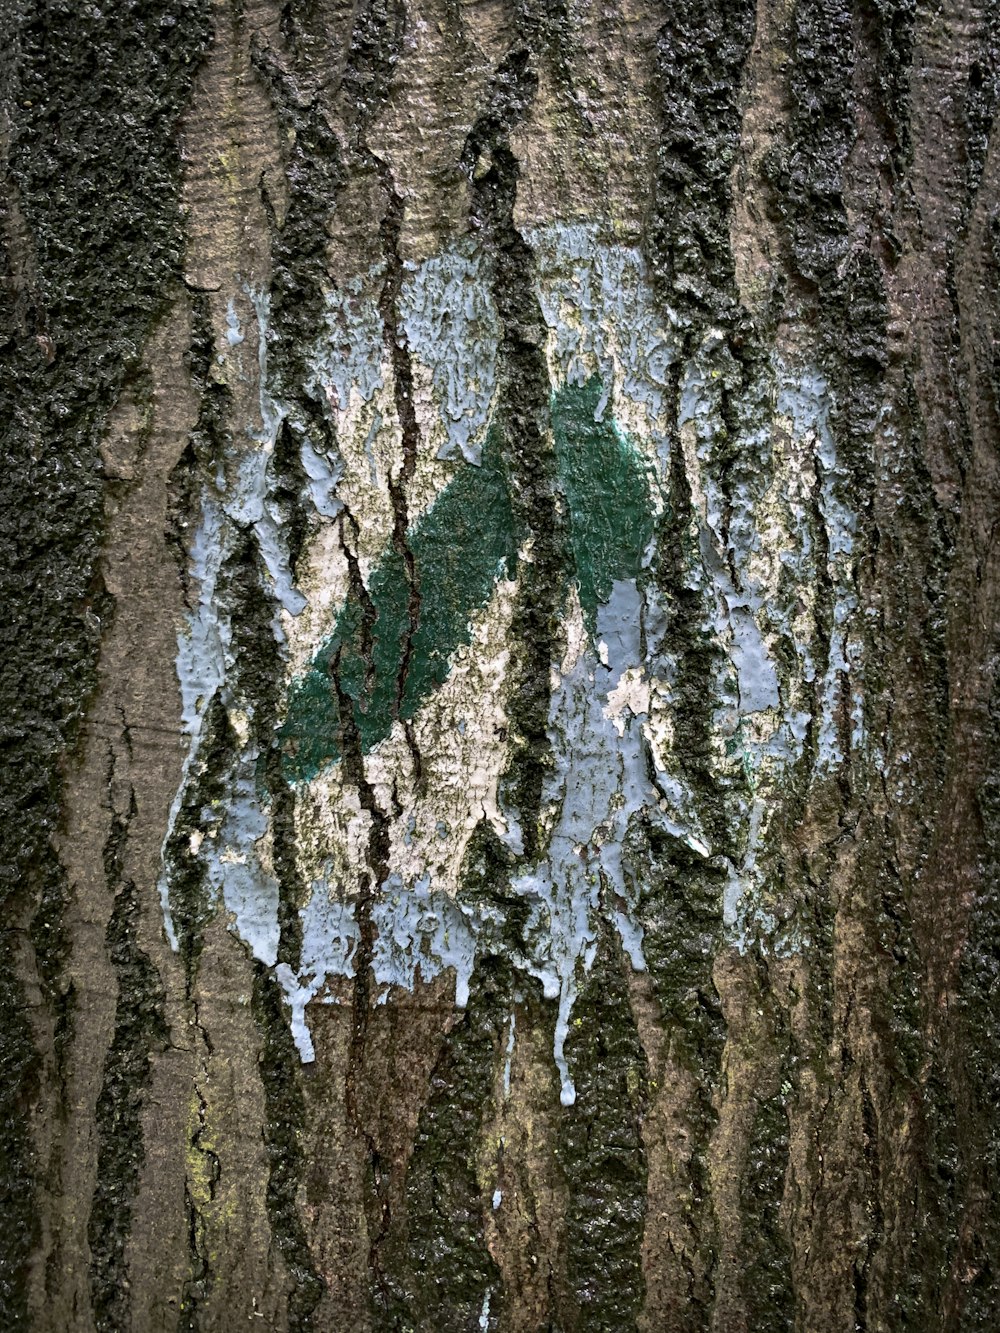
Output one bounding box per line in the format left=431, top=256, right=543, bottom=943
left=159, top=226, right=860, bottom=1082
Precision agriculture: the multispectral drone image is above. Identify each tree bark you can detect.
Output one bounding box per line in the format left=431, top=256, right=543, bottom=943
left=3, top=0, right=1000, bottom=1329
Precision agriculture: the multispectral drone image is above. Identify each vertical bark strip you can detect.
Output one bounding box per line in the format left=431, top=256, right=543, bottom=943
left=0, top=2, right=211, bottom=1324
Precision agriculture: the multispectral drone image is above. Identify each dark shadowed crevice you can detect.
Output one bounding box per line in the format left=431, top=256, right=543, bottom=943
left=737, top=1049, right=796, bottom=1331
left=381, top=957, right=510, bottom=1331
left=162, top=693, right=237, bottom=983
left=464, top=45, right=566, bottom=859
left=945, top=677, right=1000, bottom=1328
left=558, top=923, right=649, bottom=1332
left=626, top=809, right=725, bottom=1322
left=867, top=0, right=915, bottom=168
left=329, top=614, right=394, bottom=1310
left=88, top=784, right=169, bottom=1333
left=647, top=0, right=756, bottom=327
left=162, top=296, right=237, bottom=983
left=178, top=1077, right=219, bottom=1333
left=852, top=1070, right=884, bottom=1331
left=776, top=0, right=854, bottom=298
left=227, top=532, right=326, bottom=1324
left=261, top=5, right=418, bottom=1303
left=963, top=2, right=1000, bottom=212
left=249, top=32, right=345, bottom=579
left=251, top=966, right=326, bottom=1333
left=250, top=34, right=346, bottom=402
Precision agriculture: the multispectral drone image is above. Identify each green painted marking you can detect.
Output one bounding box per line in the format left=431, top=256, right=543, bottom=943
left=280, top=428, right=518, bottom=782
left=553, top=376, right=656, bottom=632
left=280, top=376, right=655, bottom=783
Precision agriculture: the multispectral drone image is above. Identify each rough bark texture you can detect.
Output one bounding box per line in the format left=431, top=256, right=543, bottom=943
left=3, top=0, right=1000, bottom=1329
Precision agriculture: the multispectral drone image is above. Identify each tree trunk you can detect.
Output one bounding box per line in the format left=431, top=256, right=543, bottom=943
left=4, top=0, right=1000, bottom=1328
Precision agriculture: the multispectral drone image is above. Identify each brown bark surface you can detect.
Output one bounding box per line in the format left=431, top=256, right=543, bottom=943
left=3, top=1, right=1000, bottom=1330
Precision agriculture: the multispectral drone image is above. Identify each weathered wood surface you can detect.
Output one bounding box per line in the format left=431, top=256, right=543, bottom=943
left=3, top=0, right=1000, bottom=1328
